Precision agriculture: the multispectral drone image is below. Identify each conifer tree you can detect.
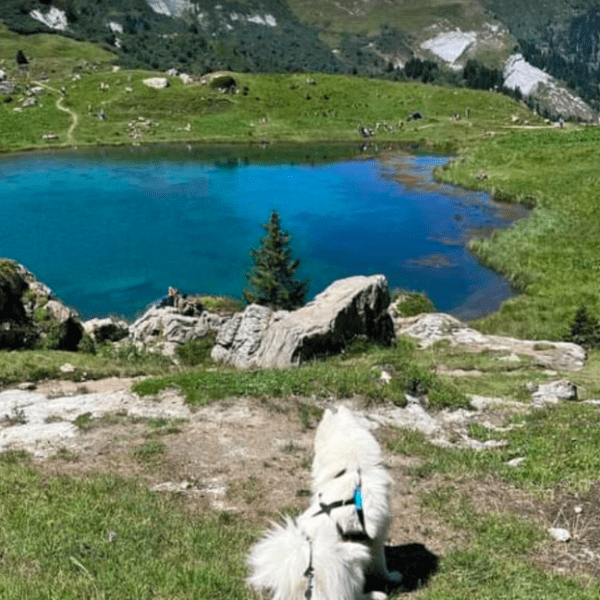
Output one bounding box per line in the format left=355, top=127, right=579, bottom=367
left=566, top=305, right=600, bottom=349
left=243, top=211, right=308, bottom=310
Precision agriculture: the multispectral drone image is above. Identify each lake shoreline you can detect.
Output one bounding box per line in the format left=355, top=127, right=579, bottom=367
left=0, top=144, right=527, bottom=323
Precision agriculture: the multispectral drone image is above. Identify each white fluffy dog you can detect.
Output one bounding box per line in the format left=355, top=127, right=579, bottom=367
left=311, top=405, right=400, bottom=585
left=247, top=405, right=400, bottom=600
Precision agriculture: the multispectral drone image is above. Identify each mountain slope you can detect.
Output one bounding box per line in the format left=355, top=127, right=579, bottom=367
left=0, top=0, right=597, bottom=119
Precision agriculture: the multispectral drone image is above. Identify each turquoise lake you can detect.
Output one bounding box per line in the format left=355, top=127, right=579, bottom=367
left=0, top=144, right=528, bottom=320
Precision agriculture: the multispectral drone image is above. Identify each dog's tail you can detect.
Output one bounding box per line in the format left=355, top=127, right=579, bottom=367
left=247, top=517, right=313, bottom=600
left=247, top=516, right=372, bottom=600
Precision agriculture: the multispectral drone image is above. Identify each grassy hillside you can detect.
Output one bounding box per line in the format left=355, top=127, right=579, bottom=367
left=0, top=65, right=536, bottom=152
left=0, top=23, right=117, bottom=78
left=287, top=0, right=489, bottom=36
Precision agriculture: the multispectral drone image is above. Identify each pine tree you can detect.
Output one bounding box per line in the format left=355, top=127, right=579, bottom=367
left=243, top=211, right=308, bottom=310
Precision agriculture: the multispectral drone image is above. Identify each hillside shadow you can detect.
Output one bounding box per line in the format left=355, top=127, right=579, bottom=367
left=365, top=543, right=439, bottom=595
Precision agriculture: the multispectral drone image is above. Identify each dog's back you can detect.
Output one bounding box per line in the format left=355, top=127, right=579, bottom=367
left=310, top=405, right=395, bottom=580
left=312, top=406, right=388, bottom=492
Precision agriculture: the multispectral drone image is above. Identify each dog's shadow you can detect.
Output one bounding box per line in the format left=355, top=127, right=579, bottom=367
left=365, top=543, right=440, bottom=595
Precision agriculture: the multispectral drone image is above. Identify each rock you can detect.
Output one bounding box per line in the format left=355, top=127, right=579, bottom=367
left=59, top=363, right=76, bottom=374
left=212, top=275, right=394, bottom=369
left=21, top=97, right=37, bottom=107
left=548, top=527, right=571, bottom=542
left=142, top=77, right=169, bottom=90
left=0, top=259, right=83, bottom=350
left=44, top=300, right=84, bottom=351
left=506, top=457, right=526, bottom=467
left=393, top=313, right=586, bottom=371
left=130, top=306, right=217, bottom=345
left=530, top=380, right=578, bottom=407
left=0, top=80, right=15, bottom=95
left=0, top=69, right=5, bottom=81
left=83, top=317, right=129, bottom=343
left=179, top=73, right=193, bottom=85
left=129, top=289, right=224, bottom=351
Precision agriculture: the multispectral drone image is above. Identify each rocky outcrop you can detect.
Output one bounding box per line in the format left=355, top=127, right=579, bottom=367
left=83, top=317, right=130, bottom=344
left=212, top=275, right=394, bottom=369
left=529, top=380, right=578, bottom=407
left=129, top=288, right=224, bottom=355
left=0, top=259, right=83, bottom=350
left=393, top=312, right=586, bottom=371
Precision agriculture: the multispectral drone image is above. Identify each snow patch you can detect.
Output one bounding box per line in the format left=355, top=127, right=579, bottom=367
left=30, top=7, right=68, bottom=31
left=108, top=21, right=123, bottom=34
left=247, top=14, right=277, bottom=27
left=146, top=0, right=193, bottom=18
left=421, top=30, right=477, bottom=64
left=503, top=53, right=551, bottom=96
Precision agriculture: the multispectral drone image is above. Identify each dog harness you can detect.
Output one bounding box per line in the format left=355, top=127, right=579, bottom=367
left=312, top=473, right=369, bottom=538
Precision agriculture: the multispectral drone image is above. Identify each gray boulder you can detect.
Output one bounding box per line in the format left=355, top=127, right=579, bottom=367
left=529, top=380, right=578, bottom=407
left=129, top=305, right=224, bottom=354
left=211, top=275, right=394, bottom=369
left=0, top=80, right=14, bottom=95
left=83, top=317, right=130, bottom=344
left=142, top=77, right=169, bottom=89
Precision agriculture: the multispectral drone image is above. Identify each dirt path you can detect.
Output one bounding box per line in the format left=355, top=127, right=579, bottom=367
left=32, top=80, right=78, bottom=144
left=56, top=96, right=78, bottom=144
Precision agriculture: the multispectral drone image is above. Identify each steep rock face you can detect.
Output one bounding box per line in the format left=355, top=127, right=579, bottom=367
left=212, top=275, right=394, bottom=368
left=0, top=260, right=83, bottom=350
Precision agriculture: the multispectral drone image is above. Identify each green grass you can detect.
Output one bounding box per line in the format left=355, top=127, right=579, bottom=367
left=0, top=67, right=538, bottom=152
left=133, top=337, right=470, bottom=410
left=389, top=401, right=600, bottom=493
left=0, top=22, right=117, bottom=78
left=0, top=346, right=171, bottom=386
left=0, top=463, right=257, bottom=599
left=436, top=126, right=600, bottom=340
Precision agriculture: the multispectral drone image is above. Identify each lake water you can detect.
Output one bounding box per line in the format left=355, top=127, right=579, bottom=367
left=0, top=144, right=528, bottom=321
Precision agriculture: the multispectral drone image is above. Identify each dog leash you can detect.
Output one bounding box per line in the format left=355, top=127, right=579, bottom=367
left=303, top=537, right=314, bottom=600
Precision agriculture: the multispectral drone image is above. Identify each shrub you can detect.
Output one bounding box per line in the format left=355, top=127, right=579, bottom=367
left=565, top=305, right=600, bottom=349
left=394, top=291, right=436, bottom=317
left=175, top=334, right=216, bottom=367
